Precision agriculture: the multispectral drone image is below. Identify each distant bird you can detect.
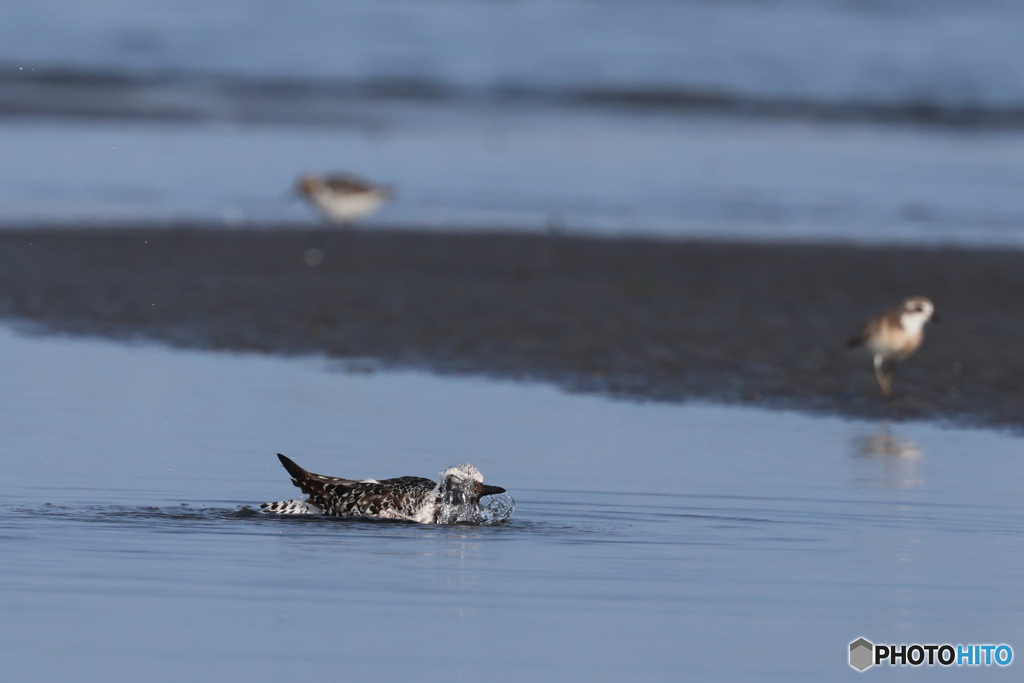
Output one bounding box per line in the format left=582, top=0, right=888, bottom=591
left=296, top=173, right=391, bottom=224
left=848, top=296, right=939, bottom=397
left=261, top=454, right=507, bottom=524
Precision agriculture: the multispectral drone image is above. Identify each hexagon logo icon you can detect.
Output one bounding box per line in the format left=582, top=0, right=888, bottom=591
left=850, top=638, right=874, bottom=671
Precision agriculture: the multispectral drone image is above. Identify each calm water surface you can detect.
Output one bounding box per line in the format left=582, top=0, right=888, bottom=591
left=0, top=325, right=1022, bottom=681
left=4, top=1, right=1024, bottom=244
left=4, top=114, right=1024, bottom=245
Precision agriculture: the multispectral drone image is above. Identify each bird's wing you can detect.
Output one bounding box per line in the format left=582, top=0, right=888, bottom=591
left=275, top=455, right=436, bottom=517
left=322, top=479, right=434, bottom=517
left=323, top=176, right=374, bottom=193
left=848, top=315, right=881, bottom=348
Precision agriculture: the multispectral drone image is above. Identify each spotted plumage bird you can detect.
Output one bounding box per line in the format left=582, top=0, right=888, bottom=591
left=261, top=454, right=507, bottom=524
left=295, top=173, right=391, bottom=224
left=848, top=296, right=939, bottom=397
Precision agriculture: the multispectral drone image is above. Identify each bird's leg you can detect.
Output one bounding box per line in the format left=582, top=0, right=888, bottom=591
left=873, top=355, right=893, bottom=397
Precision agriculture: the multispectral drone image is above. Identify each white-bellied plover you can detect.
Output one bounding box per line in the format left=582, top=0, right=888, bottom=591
left=296, top=173, right=391, bottom=224
left=848, top=296, right=939, bottom=397
left=261, top=453, right=507, bottom=523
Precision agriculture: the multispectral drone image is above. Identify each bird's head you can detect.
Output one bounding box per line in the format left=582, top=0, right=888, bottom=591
left=295, top=175, right=321, bottom=198
left=437, top=464, right=506, bottom=505
left=902, top=296, right=936, bottom=319
left=901, top=296, right=939, bottom=330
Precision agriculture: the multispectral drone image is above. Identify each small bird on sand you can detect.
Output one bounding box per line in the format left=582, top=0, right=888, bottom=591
left=261, top=454, right=507, bottom=523
left=296, top=173, right=391, bottom=224
left=848, top=296, right=939, bottom=397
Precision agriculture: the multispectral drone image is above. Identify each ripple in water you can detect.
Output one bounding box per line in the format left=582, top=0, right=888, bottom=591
left=7, top=496, right=516, bottom=529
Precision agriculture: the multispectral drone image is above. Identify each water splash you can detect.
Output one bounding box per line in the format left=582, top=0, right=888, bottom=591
left=435, top=493, right=515, bottom=525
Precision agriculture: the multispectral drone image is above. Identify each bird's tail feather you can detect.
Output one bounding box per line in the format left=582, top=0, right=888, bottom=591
left=277, top=453, right=309, bottom=483
left=276, top=453, right=330, bottom=505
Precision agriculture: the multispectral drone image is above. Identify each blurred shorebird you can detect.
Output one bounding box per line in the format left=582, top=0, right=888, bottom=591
left=261, top=454, right=506, bottom=523
left=296, top=173, right=391, bottom=224
left=848, top=296, right=939, bottom=397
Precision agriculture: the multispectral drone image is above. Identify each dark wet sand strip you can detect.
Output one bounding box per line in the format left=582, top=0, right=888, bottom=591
left=1, top=226, right=1022, bottom=428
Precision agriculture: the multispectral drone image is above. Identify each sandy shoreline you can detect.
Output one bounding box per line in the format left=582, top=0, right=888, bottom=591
left=1, top=225, right=1022, bottom=429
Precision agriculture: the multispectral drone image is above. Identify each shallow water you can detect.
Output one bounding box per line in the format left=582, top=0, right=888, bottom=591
left=5, top=0, right=1024, bottom=108
left=3, top=114, right=1024, bottom=246
left=1, top=325, right=1022, bottom=681
left=5, top=0, right=1024, bottom=244
left=6, top=0, right=1024, bottom=244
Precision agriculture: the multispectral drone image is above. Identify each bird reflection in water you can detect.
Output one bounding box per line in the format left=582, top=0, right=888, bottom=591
left=851, top=425, right=924, bottom=488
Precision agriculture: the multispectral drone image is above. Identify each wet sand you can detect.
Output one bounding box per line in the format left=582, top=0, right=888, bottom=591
left=1, top=226, right=1022, bottom=428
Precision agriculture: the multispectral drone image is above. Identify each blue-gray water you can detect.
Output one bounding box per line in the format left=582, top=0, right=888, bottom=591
left=1, top=325, right=1022, bottom=681
left=4, top=115, right=1024, bottom=246
left=3, top=0, right=1024, bottom=244
left=4, top=0, right=1024, bottom=105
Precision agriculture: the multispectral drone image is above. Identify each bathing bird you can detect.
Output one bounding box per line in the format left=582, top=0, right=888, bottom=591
left=261, top=453, right=506, bottom=523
